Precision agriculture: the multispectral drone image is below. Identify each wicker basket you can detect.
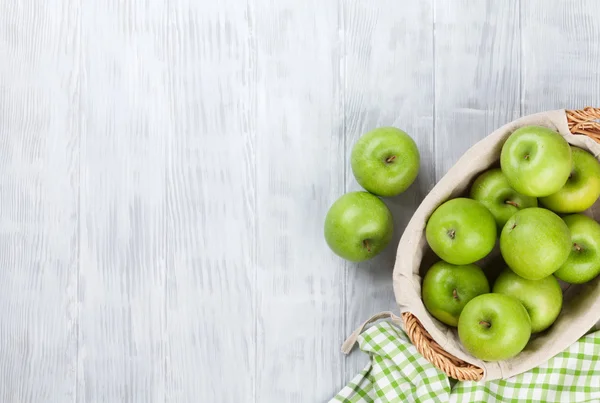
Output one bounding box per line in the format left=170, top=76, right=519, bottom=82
left=402, top=107, right=600, bottom=381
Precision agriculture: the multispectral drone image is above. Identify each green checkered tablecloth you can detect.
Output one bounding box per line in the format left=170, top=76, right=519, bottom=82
left=331, top=321, right=600, bottom=403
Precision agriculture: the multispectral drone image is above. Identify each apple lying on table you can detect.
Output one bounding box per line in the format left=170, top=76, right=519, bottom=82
left=500, top=207, right=571, bottom=280
left=500, top=126, right=572, bottom=197
left=422, top=261, right=489, bottom=327
left=540, top=146, right=600, bottom=213
left=470, top=168, right=538, bottom=229
left=554, top=214, right=600, bottom=284
left=426, top=198, right=497, bottom=265
left=493, top=268, right=562, bottom=333
left=351, top=127, right=420, bottom=197
left=458, top=293, right=532, bottom=361
left=324, top=191, right=393, bottom=262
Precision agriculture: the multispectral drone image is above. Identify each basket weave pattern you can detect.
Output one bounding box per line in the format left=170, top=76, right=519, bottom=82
left=403, top=107, right=600, bottom=382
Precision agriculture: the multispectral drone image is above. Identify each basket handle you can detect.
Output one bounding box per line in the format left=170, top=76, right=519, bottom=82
left=566, top=107, right=600, bottom=142
left=402, top=312, right=484, bottom=381
left=341, top=311, right=402, bottom=354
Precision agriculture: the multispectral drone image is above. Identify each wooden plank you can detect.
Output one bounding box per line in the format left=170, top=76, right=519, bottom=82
left=253, top=1, right=345, bottom=401
left=341, top=0, right=436, bottom=382
left=77, top=2, right=168, bottom=401
left=0, top=1, right=80, bottom=401
left=434, top=0, right=521, bottom=178
left=164, top=1, right=256, bottom=401
left=521, top=0, right=600, bottom=113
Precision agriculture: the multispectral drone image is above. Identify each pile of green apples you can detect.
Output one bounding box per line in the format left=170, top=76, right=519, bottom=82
left=423, top=126, right=600, bottom=362
left=324, top=127, right=420, bottom=262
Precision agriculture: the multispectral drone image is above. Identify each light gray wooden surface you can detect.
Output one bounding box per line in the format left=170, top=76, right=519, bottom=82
left=1, top=1, right=599, bottom=402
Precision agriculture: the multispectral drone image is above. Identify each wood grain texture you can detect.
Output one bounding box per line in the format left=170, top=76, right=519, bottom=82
left=253, top=1, right=345, bottom=401
left=521, top=0, right=600, bottom=113
left=3, top=1, right=600, bottom=401
left=434, top=0, right=521, bottom=178
left=78, top=2, right=168, bottom=401
left=342, top=0, right=435, bottom=382
left=0, top=1, right=80, bottom=402
left=165, top=1, right=256, bottom=402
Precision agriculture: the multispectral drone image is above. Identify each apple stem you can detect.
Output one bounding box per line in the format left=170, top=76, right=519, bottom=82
left=447, top=229, right=456, bottom=239
left=524, top=154, right=530, bottom=160
left=479, top=320, right=491, bottom=328
left=452, top=289, right=459, bottom=301
left=505, top=200, right=519, bottom=208
left=363, top=239, right=371, bottom=253
left=574, top=242, right=582, bottom=252
left=385, top=155, right=397, bottom=163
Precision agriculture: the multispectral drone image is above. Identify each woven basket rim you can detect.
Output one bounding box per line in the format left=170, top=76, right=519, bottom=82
left=404, top=106, right=600, bottom=382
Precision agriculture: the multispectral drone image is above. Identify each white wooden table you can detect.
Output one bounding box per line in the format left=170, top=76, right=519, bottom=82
left=1, top=1, right=599, bottom=402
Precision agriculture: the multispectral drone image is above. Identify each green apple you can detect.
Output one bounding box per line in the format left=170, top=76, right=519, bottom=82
left=425, top=198, right=496, bottom=265
left=500, top=126, right=572, bottom=197
left=350, top=127, right=420, bottom=197
left=324, top=191, right=393, bottom=262
left=500, top=208, right=571, bottom=280
left=422, top=261, right=489, bottom=327
left=540, top=147, right=600, bottom=213
left=470, top=168, right=538, bottom=228
left=458, top=293, right=531, bottom=361
left=492, top=268, right=562, bottom=333
left=554, top=214, right=600, bottom=283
